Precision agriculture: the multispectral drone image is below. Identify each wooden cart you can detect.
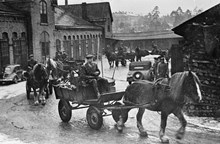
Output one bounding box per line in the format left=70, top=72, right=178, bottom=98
left=54, top=80, right=129, bottom=130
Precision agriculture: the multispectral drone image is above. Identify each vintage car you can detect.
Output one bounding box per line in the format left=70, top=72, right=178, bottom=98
left=126, top=55, right=161, bottom=84
left=0, top=64, right=25, bottom=84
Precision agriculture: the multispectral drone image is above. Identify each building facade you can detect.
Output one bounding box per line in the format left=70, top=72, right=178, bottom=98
left=54, top=7, right=103, bottom=60
left=0, top=0, right=106, bottom=71
left=0, top=2, right=28, bottom=71
left=172, top=3, right=220, bottom=117
left=106, top=31, right=183, bottom=52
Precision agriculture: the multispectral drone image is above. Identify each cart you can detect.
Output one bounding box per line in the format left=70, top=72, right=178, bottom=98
left=53, top=79, right=129, bottom=130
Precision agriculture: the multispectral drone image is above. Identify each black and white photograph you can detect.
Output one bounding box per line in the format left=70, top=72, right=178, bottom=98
left=0, top=0, right=220, bottom=143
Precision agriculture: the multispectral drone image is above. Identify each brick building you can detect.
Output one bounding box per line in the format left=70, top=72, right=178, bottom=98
left=172, top=3, right=220, bottom=117
left=0, top=0, right=111, bottom=70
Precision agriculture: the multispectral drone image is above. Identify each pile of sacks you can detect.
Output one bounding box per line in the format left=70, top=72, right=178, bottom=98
left=53, top=78, right=77, bottom=90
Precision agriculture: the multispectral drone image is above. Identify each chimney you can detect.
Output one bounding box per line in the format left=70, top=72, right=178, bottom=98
left=82, top=2, right=88, bottom=21
left=65, top=0, right=68, bottom=6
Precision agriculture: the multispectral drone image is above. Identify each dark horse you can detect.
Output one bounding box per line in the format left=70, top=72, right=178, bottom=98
left=116, top=71, right=202, bottom=143
left=135, top=47, right=150, bottom=61
left=24, top=63, right=49, bottom=105
left=105, top=51, right=117, bottom=68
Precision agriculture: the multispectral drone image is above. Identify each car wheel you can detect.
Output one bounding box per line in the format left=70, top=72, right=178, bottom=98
left=13, top=77, right=18, bottom=84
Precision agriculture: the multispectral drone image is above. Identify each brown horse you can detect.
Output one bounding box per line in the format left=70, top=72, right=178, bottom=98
left=24, top=63, right=49, bottom=105
left=116, top=71, right=202, bottom=143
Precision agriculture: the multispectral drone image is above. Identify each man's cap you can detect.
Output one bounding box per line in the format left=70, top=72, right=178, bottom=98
left=160, top=56, right=165, bottom=60
left=29, top=54, right=33, bottom=58
left=86, top=54, right=94, bottom=59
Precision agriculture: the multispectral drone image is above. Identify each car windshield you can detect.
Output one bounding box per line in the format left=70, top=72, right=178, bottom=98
left=5, top=67, right=12, bottom=74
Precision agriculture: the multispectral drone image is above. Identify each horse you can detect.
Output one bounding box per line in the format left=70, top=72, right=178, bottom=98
left=105, top=51, right=117, bottom=68
left=45, top=57, right=69, bottom=81
left=24, top=63, right=49, bottom=105
left=125, top=51, right=135, bottom=62
left=135, top=48, right=150, bottom=61
left=116, top=71, right=202, bottom=143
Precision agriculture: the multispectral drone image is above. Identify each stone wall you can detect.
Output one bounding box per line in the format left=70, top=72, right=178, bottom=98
left=182, top=26, right=220, bottom=117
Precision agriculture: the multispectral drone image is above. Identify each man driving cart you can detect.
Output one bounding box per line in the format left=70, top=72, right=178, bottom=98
left=80, top=54, right=101, bottom=99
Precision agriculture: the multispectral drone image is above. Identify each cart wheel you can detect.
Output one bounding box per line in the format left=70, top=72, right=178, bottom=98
left=58, top=99, right=72, bottom=122
left=86, top=106, right=103, bottom=130
left=112, top=102, right=128, bottom=123
left=13, top=77, right=18, bottom=84
left=26, top=82, right=31, bottom=100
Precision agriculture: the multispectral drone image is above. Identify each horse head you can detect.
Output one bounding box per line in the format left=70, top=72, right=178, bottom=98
left=169, top=71, right=202, bottom=104
left=46, top=58, right=60, bottom=79
left=33, top=63, right=48, bottom=82
left=184, top=71, right=202, bottom=103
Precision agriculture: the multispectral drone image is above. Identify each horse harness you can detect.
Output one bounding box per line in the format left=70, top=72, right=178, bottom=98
left=153, top=78, right=171, bottom=105
left=28, top=65, right=49, bottom=89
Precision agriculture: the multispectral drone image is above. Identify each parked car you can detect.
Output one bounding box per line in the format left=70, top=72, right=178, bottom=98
left=0, top=64, right=25, bottom=84
left=126, top=55, right=161, bottom=84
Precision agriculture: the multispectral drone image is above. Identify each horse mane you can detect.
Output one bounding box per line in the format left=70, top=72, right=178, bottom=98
left=169, top=71, right=189, bottom=102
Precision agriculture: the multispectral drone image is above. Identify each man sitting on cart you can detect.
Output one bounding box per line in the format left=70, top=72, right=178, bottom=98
left=80, top=54, right=101, bottom=99
left=27, top=54, right=37, bottom=72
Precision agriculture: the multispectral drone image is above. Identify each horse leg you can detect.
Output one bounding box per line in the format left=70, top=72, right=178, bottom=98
left=33, top=89, right=39, bottom=106
left=136, top=108, right=148, bottom=137
left=159, top=111, right=169, bottom=143
left=39, top=86, right=46, bottom=105
left=116, top=108, right=130, bottom=132
left=173, top=107, right=187, bottom=140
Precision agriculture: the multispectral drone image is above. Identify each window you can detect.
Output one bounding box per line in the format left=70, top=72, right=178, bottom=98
left=21, top=32, right=26, bottom=40
left=56, top=39, right=61, bottom=52
left=12, top=32, right=18, bottom=40
left=2, top=32, right=9, bottom=40
left=40, top=0, right=48, bottom=24
left=40, top=31, right=50, bottom=62
left=107, top=25, right=111, bottom=32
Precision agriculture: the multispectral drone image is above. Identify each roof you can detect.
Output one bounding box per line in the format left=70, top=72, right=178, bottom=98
left=0, top=2, right=24, bottom=16
left=172, top=3, right=220, bottom=36
left=112, top=31, right=182, bottom=41
left=59, top=2, right=113, bottom=22
left=55, top=7, right=102, bottom=30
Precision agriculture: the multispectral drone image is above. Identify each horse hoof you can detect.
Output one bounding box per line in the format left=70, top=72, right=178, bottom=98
left=140, top=131, right=148, bottom=137
left=175, top=132, right=184, bottom=140
left=34, top=101, right=39, bottom=106
left=160, top=136, right=169, bottom=143
left=116, top=125, right=123, bottom=133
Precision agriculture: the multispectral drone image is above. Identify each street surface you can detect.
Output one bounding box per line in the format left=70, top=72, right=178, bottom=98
left=0, top=56, right=220, bottom=144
